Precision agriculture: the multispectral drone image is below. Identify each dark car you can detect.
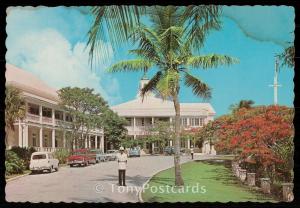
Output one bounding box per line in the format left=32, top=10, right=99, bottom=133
left=67, top=149, right=96, bottom=167
left=164, top=146, right=175, bottom=155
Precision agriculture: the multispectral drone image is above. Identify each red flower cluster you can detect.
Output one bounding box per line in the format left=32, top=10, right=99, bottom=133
left=214, top=105, right=294, bottom=168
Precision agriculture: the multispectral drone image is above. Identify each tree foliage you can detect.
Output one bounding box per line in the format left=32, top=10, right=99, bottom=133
left=58, top=87, right=108, bottom=149
left=100, top=109, right=127, bottom=149
left=198, top=105, right=294, bottom=182
left=147, top=120, right=175, bottom=152
left=5, top=85, right=26, bottom=147
left=229, top=99, right=255, bottom=113
left=279, top=45, right=295, bottom=68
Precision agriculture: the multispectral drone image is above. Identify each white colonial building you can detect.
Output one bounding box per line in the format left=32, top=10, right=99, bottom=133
left=5, top=64, right=104, bottom=152
left=111, top=77, right=216, bottom=154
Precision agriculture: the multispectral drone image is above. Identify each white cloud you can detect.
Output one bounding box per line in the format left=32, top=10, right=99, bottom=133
left=6, top=28, right=122, bottom=104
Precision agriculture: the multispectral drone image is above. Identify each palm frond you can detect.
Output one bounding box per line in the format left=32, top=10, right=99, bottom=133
left=107, top=59, right=152, bottom=73
left=187, top=54, right=239, bottom=69
left=184, top=72, right=211, bottom=99
left=128, top=26, right=161, bottom=63
left=279, top=45, right=295, bottom=68
left=87, top=6, right=146, bottom=66
left=181, top=5, right=221, bottom=48
left=140, top=71, right=162, bottom=100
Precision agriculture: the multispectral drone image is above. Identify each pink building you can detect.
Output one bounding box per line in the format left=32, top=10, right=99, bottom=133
left=5, top=64, right=104, bottom=152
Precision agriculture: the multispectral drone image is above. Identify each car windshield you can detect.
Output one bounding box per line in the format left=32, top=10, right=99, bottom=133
left=32, top=154, right=46, bottom=160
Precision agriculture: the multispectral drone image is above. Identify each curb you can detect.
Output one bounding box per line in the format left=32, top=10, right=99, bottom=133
left=6, top=172, right=30, bottom=183
left=138, top=158, right=190, bottom=203
left=6, top=164, right=69, bottom=183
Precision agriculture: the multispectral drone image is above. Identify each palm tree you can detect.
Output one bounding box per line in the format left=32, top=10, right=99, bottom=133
left=105, top=6, right=238, bottom=186
left=230, top=99, right=255, bottom=112
left=5, top=85, right=26, bottom=148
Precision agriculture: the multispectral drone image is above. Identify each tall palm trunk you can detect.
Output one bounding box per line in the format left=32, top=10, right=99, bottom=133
left=173, top=94, right=184, bottom=186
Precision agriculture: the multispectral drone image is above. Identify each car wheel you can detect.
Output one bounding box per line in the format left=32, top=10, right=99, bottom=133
left=31, top=170, right=37, bottom=174
left=55, top=164, right=59, bottom=171
left=70, top=164, right=74, bottom=167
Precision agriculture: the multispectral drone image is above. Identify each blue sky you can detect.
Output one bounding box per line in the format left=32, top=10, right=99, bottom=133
left=6, top=6, right=294, bottom=116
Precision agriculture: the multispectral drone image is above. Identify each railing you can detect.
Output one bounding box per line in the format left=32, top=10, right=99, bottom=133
left=34, top=146, right=65, bottom=152
left=26, top=113, right=40, bottom=122
left=126, top=125, right=153, bottom=135
left=42, top=117, right=53, bottom=124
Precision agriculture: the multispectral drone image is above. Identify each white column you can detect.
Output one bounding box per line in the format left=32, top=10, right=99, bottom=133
left=170, top=140, right=173, bottom=146
left=63, top=111, right=66, bottom=121
left=73, top=140, right=75, bottom=150
left=39, top=127, right=43, bottom=149
left=133, top=117, right=136, bottom=132
left=52, top=109, right=55, bottom=126
left=152, top=143, right=155, bottom=153
left=24, top=125, right=29, bottom=148
left=63, top=131, right=66, bottom=148
left=152, top=117, right=154, bottom=125
left=85, top=135, right=87, bottom=148
left=18, top=120, right=22, bottom=147
left=187, top=117, right=190, bottom=127
left=187, top=139, right=191, bottom=149
left=39, top=105, right=43, bottom=123
left=101, top=136, right=104, bottom=152
left=95, top=135, right=98, bottom=149
left=88, top=135, right=91, bottom=148
left=52, top=129, right=55, bottom=148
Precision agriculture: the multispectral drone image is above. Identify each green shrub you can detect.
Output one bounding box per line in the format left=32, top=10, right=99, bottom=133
left=10, top=146, right=36, bottom=169
left=54, top=149, right=70, bottom=164
left=5, top=150, right=26, bottom=175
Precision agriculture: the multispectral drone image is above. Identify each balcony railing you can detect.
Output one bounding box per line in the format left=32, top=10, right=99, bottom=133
left=26, top=113, right=40, bottom=122
left=33, top=146, right=65, bottom=152
left=42, top=117, right=53, bottom=124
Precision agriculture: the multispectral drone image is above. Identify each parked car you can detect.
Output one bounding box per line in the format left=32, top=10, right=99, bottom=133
left=67, top=149, right=96, bottom=167
left=164, top=146, right=175, bottom=155
left=128, top=147, right=141, bottom=157
left=106, top=150, right=118, bottom=161
left=29, top=151, right=59, bottom=174
left=90, top=149, right=108, bottom=163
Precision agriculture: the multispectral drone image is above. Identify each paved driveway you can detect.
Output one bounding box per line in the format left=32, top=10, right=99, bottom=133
left=6, top=155, right=192, bottom=203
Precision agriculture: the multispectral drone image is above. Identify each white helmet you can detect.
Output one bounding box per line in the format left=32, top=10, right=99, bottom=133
left=119, top=146, right=124, bottom=151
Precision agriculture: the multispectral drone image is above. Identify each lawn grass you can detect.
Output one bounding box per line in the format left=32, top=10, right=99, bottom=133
left=142, top=161, right=277, bottom=202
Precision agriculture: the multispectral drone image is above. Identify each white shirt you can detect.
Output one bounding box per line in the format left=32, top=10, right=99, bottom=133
left=117, top=152, right=128, bottom=170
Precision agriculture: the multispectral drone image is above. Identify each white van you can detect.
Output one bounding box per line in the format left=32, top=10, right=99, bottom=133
left=29, top=152, right=59, bottom=173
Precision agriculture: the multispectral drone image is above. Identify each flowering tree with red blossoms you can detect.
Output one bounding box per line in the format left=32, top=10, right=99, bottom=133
left=198, top=105, right=294, bottom=182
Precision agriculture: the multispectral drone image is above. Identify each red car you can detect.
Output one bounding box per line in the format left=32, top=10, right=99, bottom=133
left=67, top=149, right=96, bottom=167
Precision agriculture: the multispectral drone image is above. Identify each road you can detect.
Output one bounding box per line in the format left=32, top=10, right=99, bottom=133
left=6, top=155, right=192, bottom=203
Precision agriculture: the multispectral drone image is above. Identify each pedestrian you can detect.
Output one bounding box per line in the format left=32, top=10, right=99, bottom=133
left=117, top=146, right=127, bottom=186
left=190, top=145, right=194, bottom=160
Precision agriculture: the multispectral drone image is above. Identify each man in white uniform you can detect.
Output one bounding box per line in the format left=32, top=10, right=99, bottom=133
left=190, top=145, right=194, bottom=160
left=117, top=146, right=127, bottom=186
